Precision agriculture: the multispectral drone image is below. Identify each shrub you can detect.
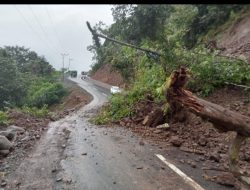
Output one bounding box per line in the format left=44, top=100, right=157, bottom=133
left=27, top=81, right=67, bottom=108
left=20, top=105, right=49, bottom=118
left=0, top=111, right=9, bottom=126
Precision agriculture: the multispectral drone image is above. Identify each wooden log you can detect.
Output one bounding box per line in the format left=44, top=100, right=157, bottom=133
left=166, top=67, right=250, bottom=137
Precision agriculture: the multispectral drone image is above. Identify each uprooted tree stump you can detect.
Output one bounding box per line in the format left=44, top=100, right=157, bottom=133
left=165, top=66, right=250, bottom=188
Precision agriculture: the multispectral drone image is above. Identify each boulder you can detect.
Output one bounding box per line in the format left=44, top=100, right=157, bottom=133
left=0, top=150, right=10, bottom=156
left=0, top=135, right=13, bottom=150
left=0, top=131, right=15, bottom=141
left=7, top=125, right=25, bottom=133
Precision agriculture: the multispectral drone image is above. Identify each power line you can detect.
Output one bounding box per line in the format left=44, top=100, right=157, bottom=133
left=13, top=5, right=58, bottom=65
left=44, top=5, right=65, bottom=53
left=27, top=5, right=61, bottom=56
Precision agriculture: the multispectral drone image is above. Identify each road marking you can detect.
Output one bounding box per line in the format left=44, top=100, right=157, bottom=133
left=102, top=93, right=107, bottom=97
left=155, top=154, right=205, bottom=190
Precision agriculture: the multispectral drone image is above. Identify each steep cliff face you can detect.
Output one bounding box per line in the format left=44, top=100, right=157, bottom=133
left=90, top=64, right=124, bottom=87
left=218, top=13, right=250, bottom=62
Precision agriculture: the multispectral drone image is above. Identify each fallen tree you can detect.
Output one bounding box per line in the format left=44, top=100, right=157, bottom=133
left=165, top=67, right=250, bottom=189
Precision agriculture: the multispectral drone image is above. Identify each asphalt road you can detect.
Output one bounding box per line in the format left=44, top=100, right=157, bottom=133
left=6, top=76, right=233, bottom=190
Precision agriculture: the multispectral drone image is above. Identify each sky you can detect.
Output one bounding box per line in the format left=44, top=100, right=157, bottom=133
left=0, top=4, right=114, bottom=73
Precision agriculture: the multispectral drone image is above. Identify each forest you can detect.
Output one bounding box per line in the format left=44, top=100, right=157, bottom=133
left=0, top=46, right=66, bottom=125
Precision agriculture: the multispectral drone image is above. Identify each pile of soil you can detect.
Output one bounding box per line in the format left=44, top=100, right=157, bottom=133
left=218, top=12, right=250, bottom=62
left=113, top=86, right=250, bottom=187
left=90, top=64, right=124, bottom=87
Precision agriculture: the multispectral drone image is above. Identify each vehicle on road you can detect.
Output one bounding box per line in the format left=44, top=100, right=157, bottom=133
left=110, top=86, right=121, bottom=94
left=70, top=70, right=77, bottom=78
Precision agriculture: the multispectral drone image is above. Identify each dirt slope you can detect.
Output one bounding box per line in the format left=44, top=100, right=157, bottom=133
left=90, top=64, right=124, bottom=87
left=218, top=12, right=250, bottom=62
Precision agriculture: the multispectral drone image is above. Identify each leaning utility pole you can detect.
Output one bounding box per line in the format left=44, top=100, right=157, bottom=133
left=61, top=53, right=68, bottom=81
left=86, top=21, right=162, bottom=57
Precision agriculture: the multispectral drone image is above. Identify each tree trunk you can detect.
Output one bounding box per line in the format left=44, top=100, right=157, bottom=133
left=166, top=67, right=250, bottom=137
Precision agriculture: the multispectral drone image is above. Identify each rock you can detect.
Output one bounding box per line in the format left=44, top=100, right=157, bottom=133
left=170, top=136, right=183, bottom=147
left=51, top=168, right=57, bottom=173
left=199, top=156, right=205, bottom=161
left=119, top=121, right=125, bottom=126
left=35, top=135, right=40, bottom=139
left=1, top=181, right=7, bottom=187
left=139, top=140, right=145, bottom=146
left=136, top=166, right=143, bottom=169
left=153, top=129, right=162, bottom=134
left=81, top=152, right=87, bottom=156
left=198, top=137, right=207, bottom=146
left=214, top=172, right=236, bottom=187
left=156, top=123, right=170, bottom=130
left=209, top=152, right=220, bottom=162
left=0, top=150, right=9, bottom=156
left=56, top=178, right=62, bottom=182
left=179, top=159, right=185, bottom=164
left=142, top=116, right=149, bottom=125
left=191, top=161, right=197, bottom=168
left=7, top=125, right=25, bottom=133
left=0, top=131, right=15, bottom=141
left=62, top=144, right=66, bottom=148
left=0, top=135, right=13, bottom=150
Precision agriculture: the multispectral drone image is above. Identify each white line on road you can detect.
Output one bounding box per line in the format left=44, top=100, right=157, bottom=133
left=155, top=154, right=205, bottom=190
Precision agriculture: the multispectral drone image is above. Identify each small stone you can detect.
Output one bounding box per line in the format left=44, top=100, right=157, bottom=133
left=209, top=152, right=220, bottom=162
left=156, top=123, right=170, bottom=130
left=199, top=156, right=205, bottom=161
left=198, top=137, right=207, bottom=146
left=153, top=129, right=162, bottom=134
left=179, top=159, right=185, bottom=164
left=56, top=178, right=62, bottom=182
left=191, top=162, right=196, bottom=168
left=136, top=166, right=143, bottom=169
left=0, top=150, right=9, bottom=156
left=81, top=152, right=87, bottom=156
left=139, top=141, right=145, bottom=146
left=104, top=132, right=108, bottom=135
left=35, top=135, right=40, bottom=139
left=170, top=136, right=183, bottom=147
left=113, top=181, right=116, bottom=184
left=62, top=144, right=66, bottom=148
left=1, top=181, right=7, bottom=187
left=51, top=168, right=57, bottom=173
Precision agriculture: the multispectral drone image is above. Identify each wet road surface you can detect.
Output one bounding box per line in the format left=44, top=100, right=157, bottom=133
left=6, top=76, right=233, bottom=190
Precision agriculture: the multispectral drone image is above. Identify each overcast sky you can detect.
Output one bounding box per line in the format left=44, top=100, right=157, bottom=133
left=0, top=4, right=114, bottom=72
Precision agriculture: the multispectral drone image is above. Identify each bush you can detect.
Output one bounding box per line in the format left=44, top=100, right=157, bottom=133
left=27, top=81, right=66, bottom=108
left=20, top=105, right=49, bottom=118
left=0, top=111, right=9, bottom=126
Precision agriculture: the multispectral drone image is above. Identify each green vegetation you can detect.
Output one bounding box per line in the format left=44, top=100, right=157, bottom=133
left=20, top=105, right=49, bottom=118
left=89, top=5, right=250, bottom=124
left=0, top=45, right=66, bottom=123
left=0, top=111, right=9, bottom=126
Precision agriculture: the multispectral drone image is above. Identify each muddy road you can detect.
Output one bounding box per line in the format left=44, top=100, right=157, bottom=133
left=4, top=76, right=233, bottom=190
